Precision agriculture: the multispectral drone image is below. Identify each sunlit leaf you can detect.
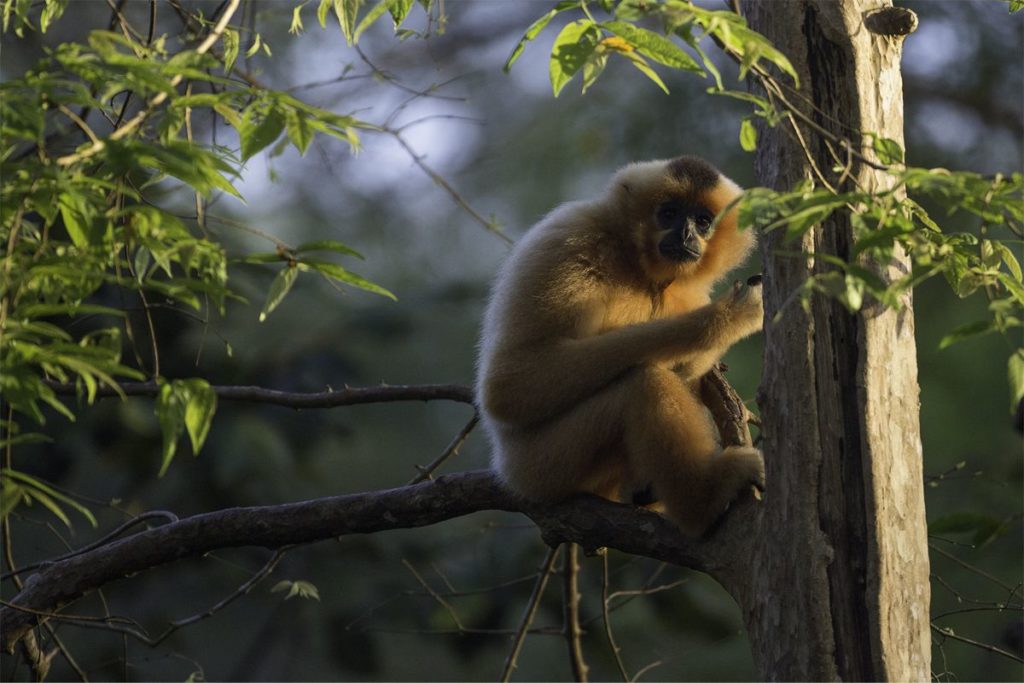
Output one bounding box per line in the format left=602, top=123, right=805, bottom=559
left=259, top=265, right=299, bottom=321
left=241, top=108, right=286, bottom=161
left=302, top=258, right=395, bottom=300
left=182, top=379, right=217, bottom=455
left=549, top=20, right=600, bottom=97
left=872, top=136, right=904, bottom=165
left=1010, top=349, right=1024, bottom=413
left=938, top=320, right=995, bottom=350
left=506, top=2, right=579, bottom=72
left=156, top=381, right=187, bottom=477
left=739, top=117, right=757, bottom=152
left=622, top=50, right=669, bottom=94
left=602, top=21, right=702, bottom=73
left=295, top=240, right=363, bottom=258
left=223, top=28, right=239, bottom=72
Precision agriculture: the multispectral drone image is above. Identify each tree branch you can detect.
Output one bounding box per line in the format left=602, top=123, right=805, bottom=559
left=45, top=380, right=474, bottom=408
left=0, top=469, right=757, bottom=653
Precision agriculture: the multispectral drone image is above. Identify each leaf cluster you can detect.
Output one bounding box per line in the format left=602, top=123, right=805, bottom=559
left=0, top=2, right=394, bottom=522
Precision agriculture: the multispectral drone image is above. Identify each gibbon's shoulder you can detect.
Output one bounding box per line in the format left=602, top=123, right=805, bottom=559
left=514, top=199, right=628, bottom=288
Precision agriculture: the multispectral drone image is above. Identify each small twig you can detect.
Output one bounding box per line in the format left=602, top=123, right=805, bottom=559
left=384, top=127, right=512, bottom=244
left=148, top=547, right=289, bottom=647
left=408, top=413, right=480, bottom=484
left=563, top=543, right=589, bottom=682
left=930, top=623, right=1024, bottom=664
left=401, top=559, right=464, bottom=631
left=601, top=550, right=630, bottom=682
left=930, top=543, right=1021, bottom=595
left=631, top=658, right=664, bottom=682
left=501, top=545, right=562, bottom=682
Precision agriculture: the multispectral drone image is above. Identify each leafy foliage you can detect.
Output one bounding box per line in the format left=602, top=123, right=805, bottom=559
left=0, top=1, right=393, bottom=517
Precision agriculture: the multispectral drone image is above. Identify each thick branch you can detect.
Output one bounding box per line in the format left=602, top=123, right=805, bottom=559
left=46, top=381, right=474, bottom=408
left=0, top=470, right=755, bottom=652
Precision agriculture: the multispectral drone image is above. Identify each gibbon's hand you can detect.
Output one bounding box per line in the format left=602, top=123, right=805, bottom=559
left=722, top=275, right=764, bottom=337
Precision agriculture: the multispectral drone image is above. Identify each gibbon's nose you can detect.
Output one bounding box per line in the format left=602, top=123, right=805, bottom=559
left=747, top=274, right=763, bottom=286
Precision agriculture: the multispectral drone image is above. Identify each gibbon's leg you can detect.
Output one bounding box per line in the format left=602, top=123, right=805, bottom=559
left=622, top=365, right=764, bottom=537
left=490, top=377, right=632, bottom=504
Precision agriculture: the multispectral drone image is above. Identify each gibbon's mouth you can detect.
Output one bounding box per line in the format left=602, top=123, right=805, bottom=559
left=658, top=240, right=701, bottom=263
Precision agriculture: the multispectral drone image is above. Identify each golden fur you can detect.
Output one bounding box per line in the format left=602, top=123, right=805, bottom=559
left=476, top=157, right=763, bottom=537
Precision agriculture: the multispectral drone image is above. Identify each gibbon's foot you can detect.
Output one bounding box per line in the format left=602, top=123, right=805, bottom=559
left=719, top=445, right=766, bottom=499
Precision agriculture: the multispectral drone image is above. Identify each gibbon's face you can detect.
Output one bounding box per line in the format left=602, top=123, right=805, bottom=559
left=615, top=156, right=741, bottom=282
left=654, top=198, right=716, bottom=263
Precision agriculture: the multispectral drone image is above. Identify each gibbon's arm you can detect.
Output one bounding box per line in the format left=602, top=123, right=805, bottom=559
left=483, top=286, right=755, bottom=427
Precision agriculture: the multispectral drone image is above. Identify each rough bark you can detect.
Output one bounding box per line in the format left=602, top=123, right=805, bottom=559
left=738, top=1, right=930, bottom=680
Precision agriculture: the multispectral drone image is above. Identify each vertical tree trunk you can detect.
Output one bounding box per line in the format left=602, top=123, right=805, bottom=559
left=736, top=1, right=930, bottom=680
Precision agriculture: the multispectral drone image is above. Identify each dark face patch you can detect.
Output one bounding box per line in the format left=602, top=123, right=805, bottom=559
left=655, top=199, right=715, bottom=263
left=666, top=156, right=720, bottom=193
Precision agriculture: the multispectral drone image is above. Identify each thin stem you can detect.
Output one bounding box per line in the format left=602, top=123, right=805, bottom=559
left=602, top=550, right=630, bottom=682
left=408, top=414, right=480, bottom=484
left=563, top=543, right=589, bottom=682
left=500, top=546, right=562, bottom=682
left=930, top=623, right=1024, bottom=664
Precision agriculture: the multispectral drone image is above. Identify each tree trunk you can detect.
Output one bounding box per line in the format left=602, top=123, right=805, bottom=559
left=737, top=1, right=930, bottom=680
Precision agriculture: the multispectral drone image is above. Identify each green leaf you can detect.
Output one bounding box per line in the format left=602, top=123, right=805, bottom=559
left=1010, top=349, right=1024, bottom=413
left=389, top=0, right=414, bottom=28
left=622, top=50, right=669, bottom=94
left=155, top=381, right=187, bottom=477
left=182, top=379, right=216, bottom=455
left=317, top=0, right=332, bottom=27
left=602, top=21, right=702, bottom=73
left=1010, top=0, right=1023, bottom=13
left=39, top=0, right=68, bottom=33
left=272, top=579, right=321, bottom=601
left=938, top=320, right=995, bottom=350
left=57, top=192, right=94, bottom=247
left=290, top=2, right=307, bottom=35
left=285, top=109, right=315, bottom=155
left=246, top=33, right=263, bottom=59
left=354, top=0, right=390, bottom=43
left=223, top=28, right=240, bottom=73
left=302, top=258, right=395, bottom=300
left=334, top=0, right=362, bottom=45
left=549, top=20, right=600, bottom=97
left=295, top=240, right=363, bottom=258
left=995, top=241, right=1023, bottom=281
left=3, top=468, right=97, bottom=527
left=739, top=117, right=757, bottom=152
left=872, top=136, right=904, bottom=165
left=241, top=108, right=286, bottom=161
left=505, top=6, right=563, bottom=73
left=259, top=265, right=299, bottom=321
left=581, top=50, right=609, bottom=93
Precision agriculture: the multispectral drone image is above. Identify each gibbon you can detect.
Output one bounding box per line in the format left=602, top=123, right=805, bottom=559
left=476, top=156, right=764, bottom=537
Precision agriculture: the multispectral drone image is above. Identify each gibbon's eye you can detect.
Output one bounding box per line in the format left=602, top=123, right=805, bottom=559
left=695, top=210, right=715, bottom=234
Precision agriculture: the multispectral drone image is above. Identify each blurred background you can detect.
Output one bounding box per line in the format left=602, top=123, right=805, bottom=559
left=2, top=1, right=1021, bottom=680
